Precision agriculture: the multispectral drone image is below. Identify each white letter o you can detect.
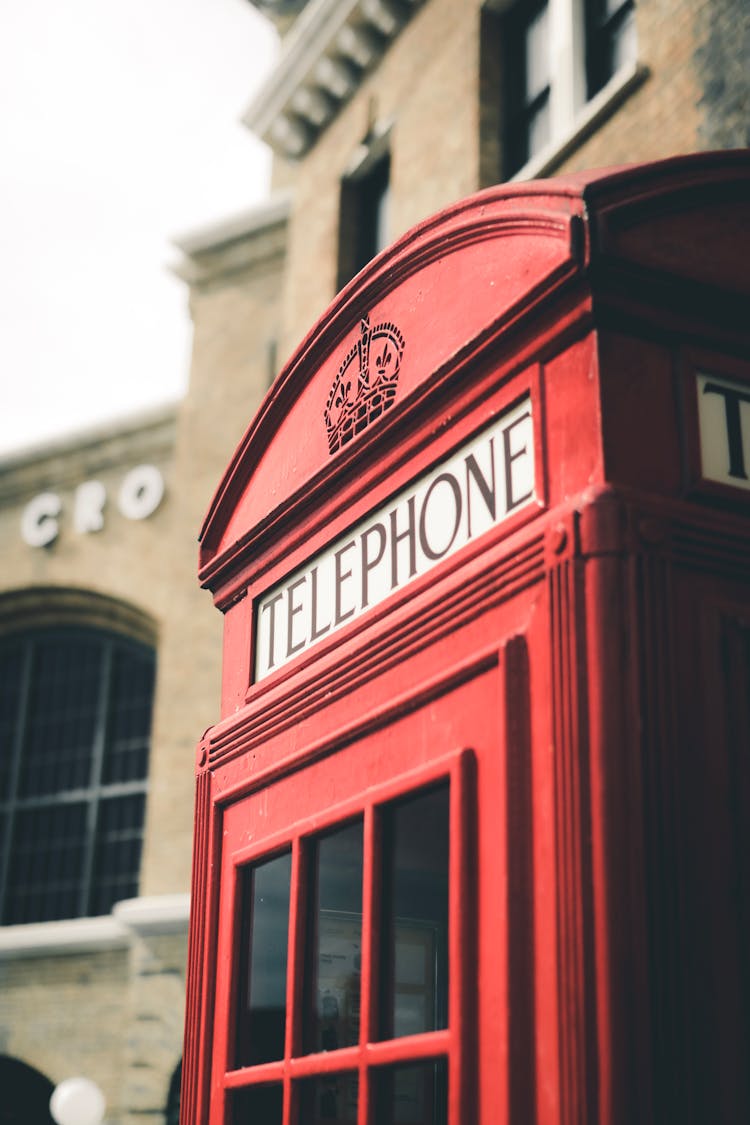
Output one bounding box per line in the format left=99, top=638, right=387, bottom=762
left=118, top=464, right=164, bottom=521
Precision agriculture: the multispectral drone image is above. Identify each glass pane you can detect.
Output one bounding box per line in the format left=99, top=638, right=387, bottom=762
left=379, top=784, right=450, bottom=1041
left=525, top=5, right=550, bottom=101
left=304, top=820, right=363, bottom=1054
left=299, top=1072, right=358, bottom=1125
left=103, top=648, right=155, bottom=783
left=90, top=793, right=146, bottom=915
left=21, top=636, right=102, bottom=797
left=5, top=802, right=87, bottom=923
left=0, top=642, right=23, bottom=800
left=230, top=1083, right=283, bottom=1124
left=373, top=178, right=390, bottom=257
left=527, top=96, right=551, bottom=159
left=609, top=8, right=637, bottom=74
left=373, top=1059, right=448, bottom=1125
left=236, top=849, right=292, bottom=1067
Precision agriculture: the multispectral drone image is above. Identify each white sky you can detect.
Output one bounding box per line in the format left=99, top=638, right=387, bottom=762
left=0, top=0, right=278, bottom=456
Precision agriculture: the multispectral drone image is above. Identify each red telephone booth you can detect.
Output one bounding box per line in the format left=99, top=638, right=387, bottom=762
left=181, top=152, right=750, bottom=1125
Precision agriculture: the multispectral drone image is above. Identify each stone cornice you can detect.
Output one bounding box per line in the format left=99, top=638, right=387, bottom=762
left=243, top=0, right=423, bottom=157
left=171, top=193, right=290, bottom=287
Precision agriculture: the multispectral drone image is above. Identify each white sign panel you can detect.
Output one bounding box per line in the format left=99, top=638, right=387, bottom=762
left=255, top=397, right=535, bottom=681
left=697, top=372, right=750, bottom=491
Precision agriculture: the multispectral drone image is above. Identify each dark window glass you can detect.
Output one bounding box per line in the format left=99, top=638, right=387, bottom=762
left=0, top=627, right=154, bottom=924
left=586, top=0, right=637, bottom=97
left=236, top=849, right=292, bottom=1067
left=373, top=1059, right=448, bottom=1125
left=299, top=1072, right=358, bottom=1124
left=104, top=648, right=156, bottom=783
left=230, top=1083, right=283, bottom=1125
left=21, top=636, right=102, bottom=797
left=5, top=802, right=87, bottom=924
left=503, top=2, right=551, bottom=178
left=165, top=1061, right=181, bottom=1125
left=337, top=154, right=391, bottom=288
left=304, top=819, right=363, bottom=1054
left=90, top=793, right=147, bottom=916
left=379, top=784, right=450, bottom=1041
left=0, top=643, right=24, bottom=802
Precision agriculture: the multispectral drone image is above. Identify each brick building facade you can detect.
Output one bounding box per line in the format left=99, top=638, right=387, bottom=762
left=0, top=1, right=747, bottom=1121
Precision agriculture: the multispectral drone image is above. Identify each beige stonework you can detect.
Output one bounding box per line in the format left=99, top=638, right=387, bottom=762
left=0, top=948, right=131, bottom=1121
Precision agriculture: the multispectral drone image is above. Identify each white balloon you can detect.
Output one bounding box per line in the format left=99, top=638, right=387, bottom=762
left=50, top=1077, right=106, bottom=1125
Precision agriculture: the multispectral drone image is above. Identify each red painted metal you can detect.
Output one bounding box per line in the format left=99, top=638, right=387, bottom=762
left=182, top=152, right=750, bottom=1125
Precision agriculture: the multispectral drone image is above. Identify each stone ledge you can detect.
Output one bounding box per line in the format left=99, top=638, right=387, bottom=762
left=0, top=895, right=190, bottom=960
left=0, top=915, right=129, bottom=960
left=113, top=894, right=190, bottom=936
left=171, top=193, right=290, bottom=286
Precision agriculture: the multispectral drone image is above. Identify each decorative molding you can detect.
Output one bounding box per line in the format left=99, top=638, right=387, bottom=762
left=180, top=771, right=215, bottom=1125
left=629, top=551, right=685, bottom=1122
left=504, top=635, right=537, bottom=1124
left=549, top=557, right=599, bottom=1125
left=243, top=0, right=423, bottom=157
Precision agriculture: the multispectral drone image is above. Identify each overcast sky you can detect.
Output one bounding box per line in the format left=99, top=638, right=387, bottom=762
left=0, top=0, right=278, bottom=457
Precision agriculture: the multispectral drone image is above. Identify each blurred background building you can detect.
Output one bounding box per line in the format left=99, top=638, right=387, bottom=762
left=0, top=0, right=747, bottom=1121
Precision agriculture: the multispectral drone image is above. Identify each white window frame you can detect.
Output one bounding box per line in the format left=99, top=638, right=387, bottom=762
left=485, top=0, right=646, bottom=183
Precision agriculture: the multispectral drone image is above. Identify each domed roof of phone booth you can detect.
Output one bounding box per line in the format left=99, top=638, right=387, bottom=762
left=198, top=150, right=750, bottom=591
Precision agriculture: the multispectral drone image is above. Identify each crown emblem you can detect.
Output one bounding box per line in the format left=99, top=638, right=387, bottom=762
left=324, top=315, right=405, bottom=455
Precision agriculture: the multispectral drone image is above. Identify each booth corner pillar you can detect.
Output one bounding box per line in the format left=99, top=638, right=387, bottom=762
left=181, top=151, right=750, bottom=1125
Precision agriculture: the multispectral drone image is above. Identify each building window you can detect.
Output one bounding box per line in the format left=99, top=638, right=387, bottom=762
left=489, top=0, right=638, bottom=180
left=585, top=0, right=637, bottom=97
left=503, top=2, right=553, bottom=176
left=337, top=151, right=391, bottom=289
left=0, top=627, right=154, bottom=925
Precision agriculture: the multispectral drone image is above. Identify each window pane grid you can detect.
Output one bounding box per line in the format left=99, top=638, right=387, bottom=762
left=90, top=793, right=147, bottom=916
left=104, top=649, right=155, bottom=783
left=227, top=760, right=466, bottom=1124
left=0, top=627, right=153, bottom=925
left=586, top=0, right=637, bottom=97
left=21, top=638, right=102, bottom=797
left=0, top=643, right=24, bottom=801
left=5, top=802, right=88, bottom=924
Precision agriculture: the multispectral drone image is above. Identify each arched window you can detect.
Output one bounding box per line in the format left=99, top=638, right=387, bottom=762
left=0, top=625, right=155, bottom=925
left=0, top=1056, right=55, bottom=1124
left=165, top=1060, right=181, bottom=1125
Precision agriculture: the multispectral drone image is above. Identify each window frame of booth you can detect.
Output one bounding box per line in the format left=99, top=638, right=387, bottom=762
left=210, top=746, right=475, bottom=1125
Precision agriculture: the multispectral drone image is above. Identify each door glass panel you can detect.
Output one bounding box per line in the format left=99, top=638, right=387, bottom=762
left=304, top=819, right=363, bottom=1053
left=379, top=784, right=449, bottom=1040
left=299, top=1072, right=358, bottom=1124
left=235, top=849, right=292, bottom=1067
left=373, top=1059, right=448, bottom=1125
left=230, top=1083, right=283, bottom=1124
